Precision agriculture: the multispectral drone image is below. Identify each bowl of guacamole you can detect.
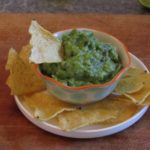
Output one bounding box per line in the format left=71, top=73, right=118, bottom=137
left=37, top=29, right=131, bottom=104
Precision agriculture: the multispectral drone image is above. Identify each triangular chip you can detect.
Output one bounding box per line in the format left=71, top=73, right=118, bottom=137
left=115, top=77, right=144, bottom=94
left=21, top=91, right=75, bottom=121
left=124, top=89, right=150, bottom=104
left=57, top=96, right=120, bottom=131
left=123, top=73, right=150, bottom=104
left=5, top=48, right=46, bottom=95
left=29, top=20, right=62, bottom=64
left=19, top=44, right=32, bottom=64
left=114, top=68, right=150, bottom=104
left=115, top=68, right=147, bottom=94
left=5, top=48, right=16, bottom=70
left=124, top=67, right=146, bottom=78
left=100, top=96, right=141, bottom=126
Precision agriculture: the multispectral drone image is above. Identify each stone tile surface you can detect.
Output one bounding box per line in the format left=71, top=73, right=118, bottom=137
left=0, top=0, right=149, bottom=14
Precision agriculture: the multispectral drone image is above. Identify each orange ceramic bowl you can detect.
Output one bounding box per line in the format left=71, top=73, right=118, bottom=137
left=35, top=28, right=131, bottom=104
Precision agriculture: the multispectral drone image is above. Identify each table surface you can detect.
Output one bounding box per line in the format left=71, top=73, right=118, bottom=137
left=0, top=0, right=150, bottom=14
left=0, top=14, right=150, bottom=150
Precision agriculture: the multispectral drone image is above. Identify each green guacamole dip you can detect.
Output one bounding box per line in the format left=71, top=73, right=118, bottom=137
left=39, top=29, right=122, bottom=87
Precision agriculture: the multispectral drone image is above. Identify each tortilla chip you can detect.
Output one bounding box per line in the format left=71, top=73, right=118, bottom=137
left=21, top=90, right=75, bottom=121
left=115, top=68, right=148, bottom=94
left=140, top=95, right=150, bottom=106
left=6, top=48, right=46, bottom=95
left=115, top=67, right=150, bottom=104
left=124, top=67, right=146, bottom=78
left=110, top=105, right=140, bottom=124
left=19, top=44, right=32, bottom=63
left=6, top=75, right=12, bottom=90
left=29, top=20, right=62, bottom=64
left=100, top=97, right=141, bottom=126
left=123, top=74, right=150, bottom=104
left=57, top=96, right=121, bottom=131
left=5, top=48, right=16, bottom=70
left=124, top=90, right=150, bottom=104
left=115, top=77, right=144, bottom=94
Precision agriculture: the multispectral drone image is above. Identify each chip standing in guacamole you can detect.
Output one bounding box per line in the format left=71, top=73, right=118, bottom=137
left=40, top=29, right=122, bottom=87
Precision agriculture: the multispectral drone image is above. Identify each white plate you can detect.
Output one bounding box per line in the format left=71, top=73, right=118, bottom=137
left=15, top=53, right=149, bottom=138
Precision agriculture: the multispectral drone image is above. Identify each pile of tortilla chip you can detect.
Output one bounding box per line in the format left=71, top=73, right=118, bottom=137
left=5, top=21, right=150, bottom=132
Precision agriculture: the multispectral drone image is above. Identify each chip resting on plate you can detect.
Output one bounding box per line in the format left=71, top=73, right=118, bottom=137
left=21, top=90, right=76, bottom=121
left=56, top=96, right=121, bottom=131
left=5, top=48, right=46, bottom=95
left=123, top=67, right=146, bottom=78
left=115, top=68, right=150, bottom=104
left=115, top=76, right=144, bottom=94
left=115, top=68, right=146, bottom=94
left=123, top=73, right=150, bottom=104
left=99, top=96, right=141, bottom=126
left=140, top=95, right=150, bottom=106
left=29, top=20, right=62, bottom=64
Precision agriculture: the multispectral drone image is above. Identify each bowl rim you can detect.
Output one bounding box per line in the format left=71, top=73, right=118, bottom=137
left=34, top=28, right=131, bottom=90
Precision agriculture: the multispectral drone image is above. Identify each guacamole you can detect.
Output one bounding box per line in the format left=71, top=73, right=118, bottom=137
left=39, top=30, right=122, bottom=87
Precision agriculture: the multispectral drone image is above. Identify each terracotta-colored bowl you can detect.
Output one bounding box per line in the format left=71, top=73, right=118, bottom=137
left=35, top=28, right=131, bottom=104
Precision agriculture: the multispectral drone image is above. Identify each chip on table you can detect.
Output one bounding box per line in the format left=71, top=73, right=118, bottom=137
left=5, top=48, right=46, bottom=96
